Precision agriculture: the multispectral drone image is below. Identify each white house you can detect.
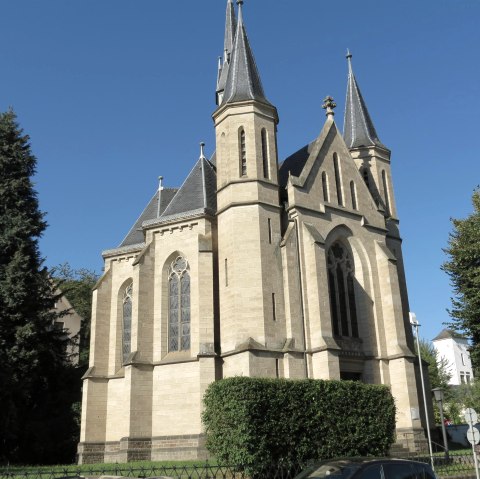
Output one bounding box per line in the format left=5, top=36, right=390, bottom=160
left=432, top=329, right=474, bottom=386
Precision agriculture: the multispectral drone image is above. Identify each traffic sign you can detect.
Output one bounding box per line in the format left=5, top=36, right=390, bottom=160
left=465, top=408, right=478, bottom=426
left=467, top=426, right=480, bottom=445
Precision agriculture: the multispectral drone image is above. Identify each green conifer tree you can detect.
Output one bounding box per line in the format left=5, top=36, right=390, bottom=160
left=442, top=188, right=480, bottom=371
left=0, top=110, right=79, bottom=464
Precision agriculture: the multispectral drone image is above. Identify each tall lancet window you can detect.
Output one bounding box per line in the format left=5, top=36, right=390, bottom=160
left=333, top=153, right=343, bottom=206
left=261, top=128, right=269, bottom=179
left=382, top=170, right=391, bottom=216
left=327, top=242, right=359, bottom=338
left=168, top=256, right=191, bottom=352
left=239, top=128, right=247, bottom=177
left=122, top=282, right=133, bottom=364
left=322, top=172, right=329, bottom=202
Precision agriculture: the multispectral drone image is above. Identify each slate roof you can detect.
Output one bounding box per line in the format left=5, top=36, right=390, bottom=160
left=119, top=187, right=178, bottom=247
left=278, top=140, right=315, bottom=188
left=222, top=2, right=271, bottom=106
left=343, top=54, right=386, bottom=150
left=432, top=329, right=468, bottom=342
left=160, top=157, right=216, bottom=219
left=216, top=0, right=236, bottom=97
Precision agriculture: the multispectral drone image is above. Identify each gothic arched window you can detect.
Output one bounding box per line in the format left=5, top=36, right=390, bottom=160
left=261, top=128, right=269, bottom=179
left=122, top=282, right=133, bottom=363
left=350, top=181, right=358, bottom=210
left=327, top=242, right=358, bottom=338
left=168, top=256, right=191, bottom=352
left=333, top=153, right=343, bottom=206
left=382, top=170, right=391, bottom=216
left=322, top=171, right=329, bottom=202
left=239, top=128, right=247, bottom=177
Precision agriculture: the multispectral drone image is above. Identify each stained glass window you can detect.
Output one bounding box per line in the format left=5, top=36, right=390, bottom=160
left=327, top=242, right=358, bottom=338
left=240, top=128, right=247, bottom=177
left=122, top=282, right=133, bottom=364
left=168, top=256, right=191, bottom=352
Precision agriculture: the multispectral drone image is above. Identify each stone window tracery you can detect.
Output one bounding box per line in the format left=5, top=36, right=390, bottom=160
left=327, top=242, right=358, bottom=338
left=168, top=256, right=191, bottom=352
left=239, top=128, right=247, bottom=177
left=122, top=282, right=133, bottom=364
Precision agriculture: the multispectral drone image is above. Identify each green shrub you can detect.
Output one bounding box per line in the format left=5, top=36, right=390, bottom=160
left=202, top=377, right=395, bottom=474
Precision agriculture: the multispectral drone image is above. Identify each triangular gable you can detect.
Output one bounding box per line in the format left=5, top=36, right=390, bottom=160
left=284, top=118, right=385, bottom=227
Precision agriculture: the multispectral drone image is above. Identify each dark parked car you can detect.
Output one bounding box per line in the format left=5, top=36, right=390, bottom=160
left=294, top=458, right=437, bottom=479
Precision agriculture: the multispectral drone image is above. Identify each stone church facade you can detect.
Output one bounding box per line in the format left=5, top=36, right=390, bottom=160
left=78, top=0, right=426, bottom=464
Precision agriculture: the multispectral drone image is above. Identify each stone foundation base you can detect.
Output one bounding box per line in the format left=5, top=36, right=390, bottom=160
left=78, top=434, right=207, bottom=464
left=394, top=428, right=428, bottom=454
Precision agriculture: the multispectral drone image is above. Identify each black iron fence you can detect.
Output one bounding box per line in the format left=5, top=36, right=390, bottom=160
left=0, top=456, right=479, bottom=479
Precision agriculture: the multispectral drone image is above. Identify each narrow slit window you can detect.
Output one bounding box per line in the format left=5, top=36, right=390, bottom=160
left=350, top=181, right=357, bottom=210
left=239, top=128, right=247, bottom=177
left=275, top=359, right=280, bottom=378
left=268, top=218, right=272, bottom=244
left=322, top=171, right=329, bottom=202
left=225, top=258, right=228, bottom=287
left=382, top=170, right=391, bottom=215
left=333, top=153, right=343, bottom=206
left=272, top=293, right=276, bottom=321
left=362, top=167, right=370, bottom=189
left=261, top=128, right=269, bottom=179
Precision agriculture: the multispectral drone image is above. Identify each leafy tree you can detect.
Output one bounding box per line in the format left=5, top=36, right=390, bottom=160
left=53, top=262, right=98, bottom=367
left=442, top=188, right=480, bottom=371
left=0, top=110, right=79, bottom=464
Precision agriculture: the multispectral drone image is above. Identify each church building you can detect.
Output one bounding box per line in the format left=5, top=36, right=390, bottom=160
left=79, top=0, right=426, bottom=463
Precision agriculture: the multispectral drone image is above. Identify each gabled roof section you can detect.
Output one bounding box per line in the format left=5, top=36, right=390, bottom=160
left=119, top=187, right=178, bottom=247
left=222, top=1, right=271, bottom=106
left=433, top=329, right=468, bottom=342
left=158, top=157, right=217, bottom=219
left=343, top=52, right=387, bottom=150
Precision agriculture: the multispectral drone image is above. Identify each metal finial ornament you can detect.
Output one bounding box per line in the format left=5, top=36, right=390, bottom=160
left=157, top=176, right=164, bottom=218
left=236, top=0, right=244, bottom=5
left=199, top=142, right=206, bottom=160
left=322, top=96, right=337, bottom=117
left=346, top=48, right=352, bottom=60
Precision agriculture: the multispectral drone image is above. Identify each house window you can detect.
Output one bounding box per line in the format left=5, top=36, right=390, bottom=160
left=327, top=242, right=358, bottom=338
left=322, top=172, right=329, bottom=202
left=460, top=372, right=465, bottom=384
left=168, top=256, right=190, bottom=352
left=461, top=353, right=466, bottom=366
left=122, top=282, right=133, bottom=363
left=333, top=153, right=343, bottom=206
left=239, top=128, right=247, bottom=177
left=261, top=128, right=269, bottom=179
left=466, top=372, right=471, bottom=384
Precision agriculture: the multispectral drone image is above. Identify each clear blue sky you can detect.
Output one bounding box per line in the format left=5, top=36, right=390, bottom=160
left=1, top=1, right=478, bottom=342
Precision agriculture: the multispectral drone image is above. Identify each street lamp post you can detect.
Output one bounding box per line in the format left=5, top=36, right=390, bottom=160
left=432, top=387, right=450, bottom=462
left=410, top=312, right=435, bottom=470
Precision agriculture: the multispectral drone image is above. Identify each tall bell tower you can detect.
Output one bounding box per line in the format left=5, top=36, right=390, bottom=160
left=213, top=0, right=285, bottom=376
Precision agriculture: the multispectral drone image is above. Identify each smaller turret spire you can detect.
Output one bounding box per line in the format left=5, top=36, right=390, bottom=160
left=343, top=50, right=386, bottom=149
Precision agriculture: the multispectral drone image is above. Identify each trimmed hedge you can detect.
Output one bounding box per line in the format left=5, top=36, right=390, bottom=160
left=202, top=377, right=395, bottom=472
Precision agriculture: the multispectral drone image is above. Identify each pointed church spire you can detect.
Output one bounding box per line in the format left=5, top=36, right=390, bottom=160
left=343, top=50, right=386, bottom=149
left=222, top=0, right=271, bottom=106
left=216, top=0, right=237, bottom=105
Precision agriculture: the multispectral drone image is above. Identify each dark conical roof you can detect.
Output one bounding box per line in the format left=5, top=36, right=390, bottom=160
left=216, top=0, right=237, bottom=98
left=222, top=2, right=271, bottom=106
left=343, top=53, right=386, bottom=149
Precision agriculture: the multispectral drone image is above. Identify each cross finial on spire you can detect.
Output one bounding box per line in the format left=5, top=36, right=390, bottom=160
left=199, top=142, right=206, bottom=161
left=346, top=49, right=353, bottom=72
left=157, top=176, right=164, bottom=218
left=346, top=49, right=352, bottom=59
left=322, top=96, right=337, bottom=118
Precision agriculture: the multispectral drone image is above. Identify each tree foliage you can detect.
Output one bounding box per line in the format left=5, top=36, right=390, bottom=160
left=0, top=110, right=79, bottom=464
left=442, top=188, right=480, bottom=371
left=53, top=262, right=98, bottom=367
